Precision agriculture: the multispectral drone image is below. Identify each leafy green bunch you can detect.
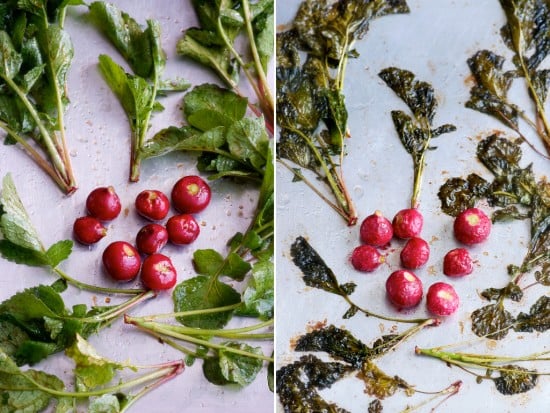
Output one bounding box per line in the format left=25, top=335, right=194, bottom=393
left=177, top=0, right=274, bottom=132
left=88, top=1, right=191, bottom=182
left=466, top=0, right=550, bottom=157
left=276, top=0, right=409, bottom=225
left=0, top=0, right=81, bottom=194
left=0, top=333, right=184, bottom=413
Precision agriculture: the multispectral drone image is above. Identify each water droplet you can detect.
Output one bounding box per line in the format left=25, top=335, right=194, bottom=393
left=353, top=185, right=364, bottom=199
left=279, top=193, right=290, bottom=206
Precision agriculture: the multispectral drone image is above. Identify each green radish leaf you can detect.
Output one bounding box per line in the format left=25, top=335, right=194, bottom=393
left=45, top=240, right=73, bottom=267
left=173, top=275, right=241, bottom=329
left=183, top=84, right=248, bottom=131
left=237, top=260, right=274, bottom=320
left=89, top=1, right=156, bottom=78
left=66, top=335, right=126, bottom=391
left=0, top=31, right=23, bottom=79
left=0, top=174, right=44, bottom=252
left=218, top=342, right=263, bottom=386
left=193, top=249, right=224, bottom=276
left=0, top=239, right=49, bottom=266
left=226, top=116, right=269, bottom=170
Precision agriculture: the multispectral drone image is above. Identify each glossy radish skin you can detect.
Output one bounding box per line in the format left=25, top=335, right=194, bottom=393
left=136, top=223, right=169, bottom=255
left=400, top=237, right=430, bottom=269
left=73, top=216, right=107, bottom=245
left=385, top=270, right=423, bottom=309
left=166, top=214, right=200, bottom=245
left=86, top=186, right=122, bottom=221
left=350, top=245, right=384, bottom=272
left=171, top=175, right=211, bottom=214
left=453, top=207, right=491, bottom=245
left=392, top=208, right=423, bottom=239
left=135, top=190, right=170, bottom=221
left=141, top=254, right=177, bottom=290
left=443, top=248, right=473, bottom=277
left=359, top=211, right=393, bottom=246
left=426, top=282, right=459, bottom=316
left=102, top=241, right=141, bottom=281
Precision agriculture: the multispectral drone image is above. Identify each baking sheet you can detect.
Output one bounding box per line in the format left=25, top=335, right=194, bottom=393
left=0, top=1, right=273, bottom=412
left=275, top=1, right=549, bottom=412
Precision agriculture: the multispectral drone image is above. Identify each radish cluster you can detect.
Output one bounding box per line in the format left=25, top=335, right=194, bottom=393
left=352, top=206, right=491, bottom=317
left=72, top=175, right=212, bottom=291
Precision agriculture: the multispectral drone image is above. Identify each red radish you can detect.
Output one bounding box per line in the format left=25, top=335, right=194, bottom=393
left=73, top=216, right=107, bottom=245
left=86, top=186, right=122, bottom=221
left=359, top=211, right=393, bottom=246
left=135, top=190, right=170, bottom=221
left=102, top=241, right=141, bottom=281
left=400, top=237, right=430, bottom=269
left=385, top=270, right=423, bottom=308
left=136, top=223, right=169, bottom=255
left=171, top=175, right=211, bottom=214
left=141, top=254, right=177, bottom=290
left=443, top=248, right=473, bottom=277
left=453, top=207, right=491, bottom=245
left=426, top=282, right=459, bottom=316
left=166, top=214, right=200, bottom=245
left=392, top=208, right=423, bottom=239
left=350, top=245, right=384, bottom=272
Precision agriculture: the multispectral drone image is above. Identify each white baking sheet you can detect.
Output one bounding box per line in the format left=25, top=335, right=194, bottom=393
left=0, top=1, right=273, bottom=412
left=275, top=1, right=549, bottom=412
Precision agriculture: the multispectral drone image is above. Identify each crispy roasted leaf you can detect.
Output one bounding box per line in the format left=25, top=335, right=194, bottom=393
left=466, top=50, right=517, bottom=126
left=379, top=67, right=436, bottom=122
left=295, top=325, right=368, bottom=368
left=438, top=174, right=489, bottom=216
left=358, top=360, right=413, bottom=399
left=493, top=365, right=538, bottom=395
left=480, top=282, right=523, bottom=302
left=514, top=295, right=550, bottom=332
left=471, top=303, right=515, bottom=340
left=290, top=236, right=356, bottom=297
left=276, top=354, right=352, bottom=413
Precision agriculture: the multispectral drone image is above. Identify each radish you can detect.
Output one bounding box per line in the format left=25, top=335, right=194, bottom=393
left=443, top=248, right=473, bottom=277
left=385, top=270, right=423, bottom=309
left=141, top=254, right=177, bottom=290
left=350, top=245, right=384, bottom=272
left=86, top=186, right=121, bottom=221
left=171, top=175, right=211, bottom=214
left=426, top=282, right=459, bottom=316
left=102, top=241, right=141, bottom=281
left=166, top=214, right=200, bottom=245
left=73, top=216, right=107, bottom=245
left=453, top=207, right=491, bottom=245
left=135, top=189, right=170, bottom=221
left=360, top=211, right=393, bottom=246
left=392, top=208, right=423, bottom=239
left=136, top=223, right=169, bottom=255
left=400, top=237, right=430, bottom=269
